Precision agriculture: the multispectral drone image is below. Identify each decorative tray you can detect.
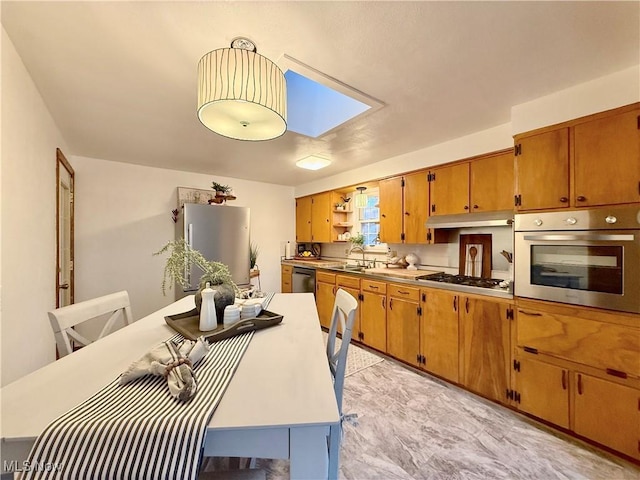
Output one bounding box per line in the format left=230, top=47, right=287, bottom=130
left=165, top=308, right=283, bottom=342
left=293, top=255, right=318, bottom=260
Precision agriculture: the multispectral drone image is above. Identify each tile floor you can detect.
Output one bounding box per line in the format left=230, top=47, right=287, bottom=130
left=256, top=349, right=639, bottom=480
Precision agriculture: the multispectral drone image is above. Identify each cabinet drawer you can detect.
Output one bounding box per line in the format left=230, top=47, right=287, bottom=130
left=316, top=271, right=336, bottom=284
left=281, top=265, right=293, bottom=275
left=388, top=284, right=420, bottom=302
left=361, top=279, right=387, bottom=294
left=336, top=274, right=360, bottom=289
left=517, top=308, right=640, bottom=377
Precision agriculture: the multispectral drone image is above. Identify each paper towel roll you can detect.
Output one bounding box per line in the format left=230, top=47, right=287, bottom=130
left=285, top=241, right=292, bottom=259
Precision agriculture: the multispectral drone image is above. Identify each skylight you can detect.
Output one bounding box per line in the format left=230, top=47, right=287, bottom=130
left=279, top=55, right=383, bottom=139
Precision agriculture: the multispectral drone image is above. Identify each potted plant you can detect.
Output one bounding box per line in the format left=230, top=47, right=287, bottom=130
left=349, top=232, right=365, bottom=247
left=211, top=181, right=231, bottom=196
left=249, top=241, right=259, bottom=270
left=154, top=239, right=237, bottom=321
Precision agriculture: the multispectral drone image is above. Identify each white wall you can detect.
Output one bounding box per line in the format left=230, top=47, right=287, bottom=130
left=71, top=156, right=294, bottom=321
left=1, top=28, right=70, bottom=386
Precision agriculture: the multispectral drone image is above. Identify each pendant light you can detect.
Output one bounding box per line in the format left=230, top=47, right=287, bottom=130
left=197, top=37, right=287, bottom=141
left=354, top=186, right=368, bottom=208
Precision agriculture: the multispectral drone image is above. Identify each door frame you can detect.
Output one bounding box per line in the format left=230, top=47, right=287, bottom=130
left=56, top=148, right=75, bottom=307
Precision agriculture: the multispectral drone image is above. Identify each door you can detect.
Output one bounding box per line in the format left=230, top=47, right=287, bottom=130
left=421, top=290, right=459, bottom=383
left=311, top=193, right=332, bottom=243
left=360, top=291, right=387, bottom=351
left=514, top=128, right=569, bottom=211
left=378, top=176, right=403, bottom=243
left=470, top=151, right=514, bottom=212
left=56, top=149, right=74, bottom=308
left=386, top=296, right=420, bottom=366
left=515, top=355, right=570, bottom=428
left=460, top=297, right=511, bottom=403
left=296, top=196, right=312, bottom=242
left=430, top=162, right=470, bottom=215
left=403, top=171, right=429, bottom=244
left=573, top=372, right=640, bottom=459
left=316, top=280, right=335, bottom=330
left=573, top=108, right=640, bottom=207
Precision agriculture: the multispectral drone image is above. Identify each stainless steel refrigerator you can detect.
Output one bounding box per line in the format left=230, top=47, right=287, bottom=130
left=175, top=204, right=251, bottom=299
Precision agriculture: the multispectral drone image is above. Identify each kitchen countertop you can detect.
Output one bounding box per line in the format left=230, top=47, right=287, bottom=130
left=282, top=260, right=514, bottom=300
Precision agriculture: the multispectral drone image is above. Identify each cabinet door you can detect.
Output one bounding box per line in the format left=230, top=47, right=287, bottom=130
left=386, top=297, right=420, bottom=367
left=515, top=129, right=569, bottom=211
left=574, top=108, right=640, bottom=207
left=379, top=176, right=403, bottom=244
left=295, top=196, right=312, bottom=243
left=460, top=297, right=511, bottom=404
left=515, top=355, right=569, bottom=429
left=421, top=290, right=459, bottom=383
left=470, top=151, right=514, bottom=212
left=360, top=291, right=387, bottom=352
left=315, top=281, right=335, bottom=330
left=574, top=372, right=640, bottom=459
left=430, top=163, right=470, bottom=215
left=281, top=265, right=292, bottom=293
left=311, top=193, right=332, bottom=243
left=403, top=171, right=429, bottom=244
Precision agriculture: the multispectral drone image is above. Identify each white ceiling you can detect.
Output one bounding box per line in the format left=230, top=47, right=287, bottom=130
left=2, top=1, right=638, bottom=186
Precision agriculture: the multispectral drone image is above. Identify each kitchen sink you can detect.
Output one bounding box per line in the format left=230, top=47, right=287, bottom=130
left=337, top=265, right=367, bottom=272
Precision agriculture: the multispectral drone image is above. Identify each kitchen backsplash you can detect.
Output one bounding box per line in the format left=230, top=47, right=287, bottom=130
left=319, top=226, right=513, bottom=279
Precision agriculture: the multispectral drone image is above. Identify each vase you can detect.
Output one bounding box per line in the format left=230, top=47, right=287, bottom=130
left=194, top=283, right=235, bottom=324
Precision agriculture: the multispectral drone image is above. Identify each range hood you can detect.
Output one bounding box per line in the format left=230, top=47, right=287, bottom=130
left=426, top=210, right=514, bottom=229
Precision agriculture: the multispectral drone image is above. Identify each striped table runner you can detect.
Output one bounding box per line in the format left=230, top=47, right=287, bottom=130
left=20, top=331, right=254, bottom=480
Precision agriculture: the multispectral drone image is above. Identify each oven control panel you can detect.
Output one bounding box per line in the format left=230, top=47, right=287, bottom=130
left=515, top=206, right=640, bottom=231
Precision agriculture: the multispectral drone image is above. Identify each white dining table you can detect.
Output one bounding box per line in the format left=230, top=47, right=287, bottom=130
left=0, top=292, right=340, bottom=479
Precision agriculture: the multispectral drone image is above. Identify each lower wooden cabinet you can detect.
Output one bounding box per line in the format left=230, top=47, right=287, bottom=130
left=420, top=289, right=460, bottom=383
left=386, top=284, right=420, bottom=367
left=315, top=271, right=336, bottom=329
left=513, top=354, right=570, bottom=429
left=281, top=265, right=292, bottom=293
left=359, top=279, right=387, bottom=351
left=459, top=296, right=512, bottom=404
left=573, top=372, right=639, bottom=459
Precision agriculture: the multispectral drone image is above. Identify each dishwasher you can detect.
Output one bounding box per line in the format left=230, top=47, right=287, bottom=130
left=292, top=267, right=316, bottom=295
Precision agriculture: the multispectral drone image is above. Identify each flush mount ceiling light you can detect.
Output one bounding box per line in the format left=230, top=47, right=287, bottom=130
left=197, top=37, right=287, bottom=141
left=354, top=186, right=368, bottom=208
left=296, top=155, right=331, bottom=171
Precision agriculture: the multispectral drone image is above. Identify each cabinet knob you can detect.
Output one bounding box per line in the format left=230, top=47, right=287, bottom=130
left=559, top=197, right=568, bottom=203
left=381, top=214, right=386, bottom=218
left=463, top=205, right=469, bottom=210
left=404, top=212, right=410, bottom=216
left=576, top=196, right=586, bottom=202
left=473, top=205, right=479, bottom=209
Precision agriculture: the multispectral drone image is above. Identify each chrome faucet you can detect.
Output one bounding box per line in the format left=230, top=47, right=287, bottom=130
left=349, top=245, right=366, bottom=266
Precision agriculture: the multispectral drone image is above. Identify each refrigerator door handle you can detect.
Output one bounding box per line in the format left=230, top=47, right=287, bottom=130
left=186, top=224, right=193, bottom=285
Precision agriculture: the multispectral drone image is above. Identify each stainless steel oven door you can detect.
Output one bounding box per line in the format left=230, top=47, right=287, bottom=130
left=514, top=230, right=640, bottom=313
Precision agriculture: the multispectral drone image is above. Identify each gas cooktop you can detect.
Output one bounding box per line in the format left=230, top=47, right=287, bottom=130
left=416, top=272, right=512, bottom=298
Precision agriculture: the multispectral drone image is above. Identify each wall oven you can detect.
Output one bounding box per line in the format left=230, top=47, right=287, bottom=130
left=514, top=207, right=640, bottom=314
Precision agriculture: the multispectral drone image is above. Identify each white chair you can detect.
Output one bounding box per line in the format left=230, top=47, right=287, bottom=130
left=48, top=291, right=134, bottom=357
left=326, top=288, right=358, bottom=480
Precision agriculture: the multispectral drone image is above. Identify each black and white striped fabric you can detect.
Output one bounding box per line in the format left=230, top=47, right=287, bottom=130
left=20, top=331, right=254, bottom=480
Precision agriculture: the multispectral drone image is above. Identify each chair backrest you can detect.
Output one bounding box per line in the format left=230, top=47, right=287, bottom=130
left=48, top=291, right=134, bottom=358
left=326, top=288, right=358, bottom=414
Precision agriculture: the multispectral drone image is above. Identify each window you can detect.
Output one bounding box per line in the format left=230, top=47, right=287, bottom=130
left=358, top=191, right=380, bottom=247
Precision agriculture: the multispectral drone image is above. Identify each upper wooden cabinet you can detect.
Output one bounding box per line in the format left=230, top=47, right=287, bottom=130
left=379, top=172, right=445, bottom=244
left=470, top=151, right=515, bottom=212
left=295, top=196, right=313, bottom=242
left=430, top=162, right=469, bottom=215
left=295, top=192, right=332, bottom=243
left=515, top=103, right=640, bottom=211
left=573, top=108, right=640, bottom=207
left=378, top=176, right=404, bottom=244
left=430, top=150, right=514, bottom=216
left=514, top=128, right=570, bottom=211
